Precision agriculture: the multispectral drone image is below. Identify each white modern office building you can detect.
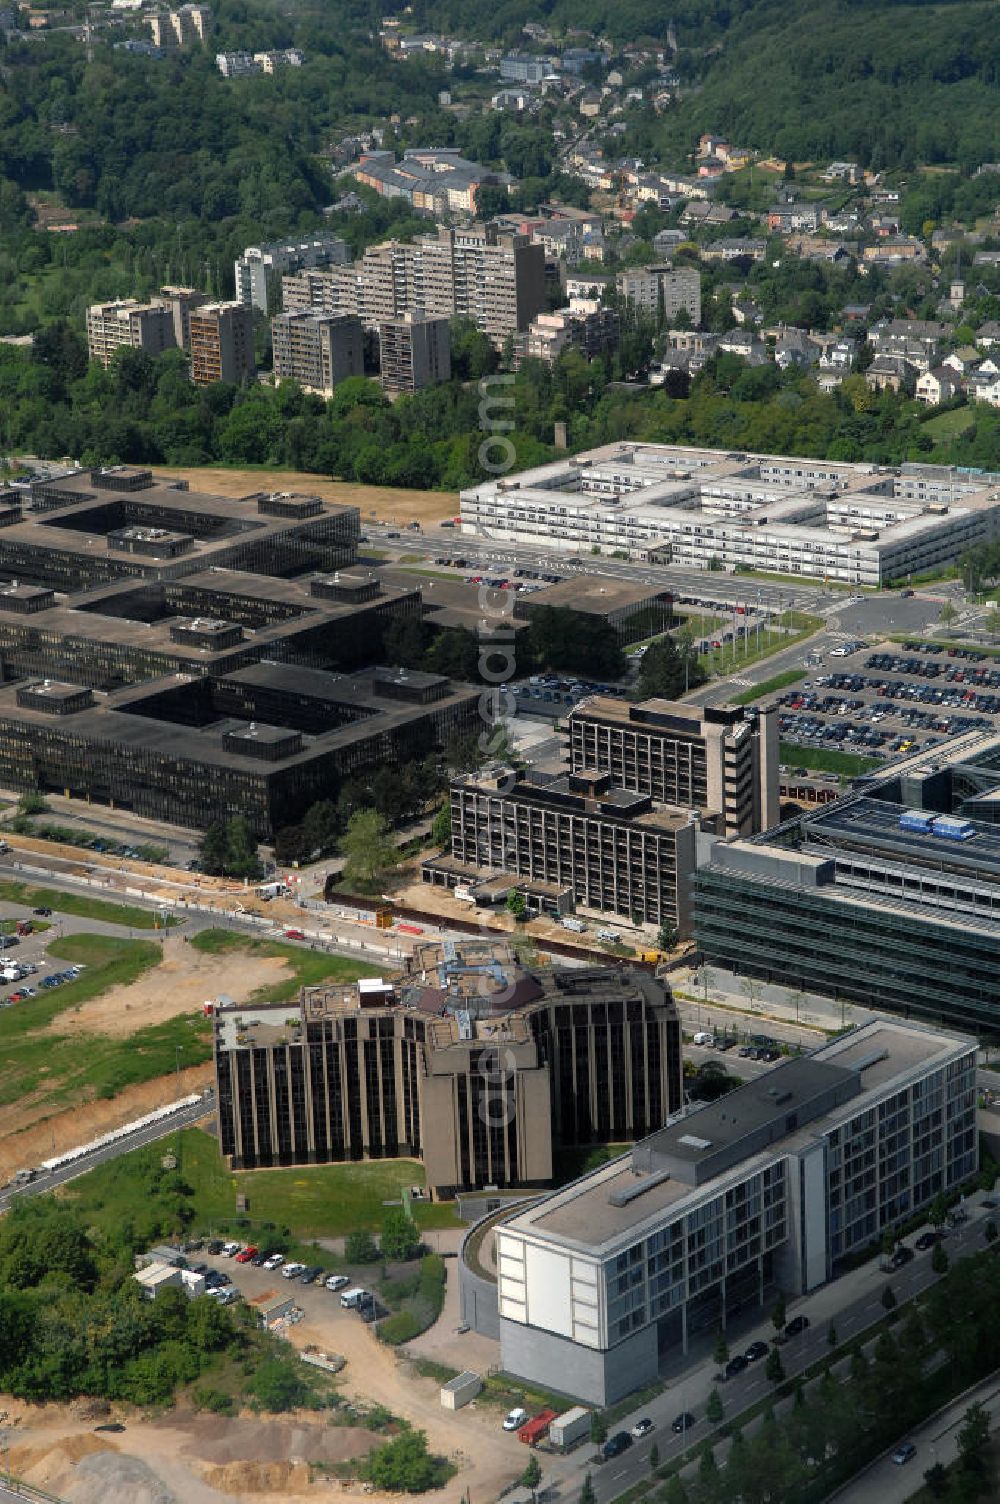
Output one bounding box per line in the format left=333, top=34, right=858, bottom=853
left=460, top=443, right=1000, bottom=585
left=491, top=1019, right=976, bottom=1404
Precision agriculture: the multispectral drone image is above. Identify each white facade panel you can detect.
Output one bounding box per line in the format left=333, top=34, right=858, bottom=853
left=524, top=1242, right=575, bottom=1336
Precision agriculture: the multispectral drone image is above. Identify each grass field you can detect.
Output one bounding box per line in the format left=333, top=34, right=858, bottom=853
left=923, top=406, right=976, bottom=442
left=699, top=611, right=822, bottom=678
left=189, top=929, right=380, bottom=1000
left=0, top=879, right=174, bottom=929
left=156, top=466, right=458, bottom=525
left=63, top=1126, right=462, bottom=1242
left=734, top=669, right=807, bottom=704
left=779, top=743, right=882, bottom=777
left=0, top=934, right=211, bottom=1111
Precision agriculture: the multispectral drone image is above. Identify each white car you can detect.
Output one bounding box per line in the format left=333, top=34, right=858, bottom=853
left=325, top=1274, right=350, bottom=1292
left=262, top=1254, right=284, bottom=1271
left=220, top=1241, right=241, bottom=1257
left=281, top=1262, right=307, bottom=1280
left=502, top=1408, right=528, bottom=1432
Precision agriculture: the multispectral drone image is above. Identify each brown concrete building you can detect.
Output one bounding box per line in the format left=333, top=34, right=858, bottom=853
left=514, top=576, right=676, bottom=647
left=214, top=940, right=683, bottom=1196
left=447, top=765, right=700, bottom=930
left=568, top=698, right=780, bottom=839
left=189, top=301, right=255, bottom=386
left=378, top=311, right=451, bottom=394
left=85, top=298, right=177, bottom=368
left=271, top=310, right=364, bottom=395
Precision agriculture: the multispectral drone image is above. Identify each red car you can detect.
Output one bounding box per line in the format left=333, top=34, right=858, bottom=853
left=284, top=928, right=304, bottom=941
left=235, top=1245, right=258, bottom=1263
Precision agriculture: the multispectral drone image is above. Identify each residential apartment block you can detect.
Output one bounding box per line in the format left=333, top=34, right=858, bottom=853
left=378, top=311, right=451, bottom=394
left=282, top=223, right=545, bottom=349
left=447, top=765, right=699, bottom=930
left=516, top=297, right=619, bottom=366
left=616, top=265, right=702, bottom=326
left=353, top=148, right=513, bottom=217
left=271, top=311, right=364, bottom=395
left=158, top=285, right=208, bottom=350
left=483, top=1018, right=976, bottom=1404
left=85, top=299, right=177, bottom=368
left=189, top=301, right=254, bottom=386
left=569, top=698, right=779, bottom=839
left=461, top=443, right=1000, bottom=585
left=214, top=942, right=682, bottom=1196
left=234, top=237, right=349, bottom=314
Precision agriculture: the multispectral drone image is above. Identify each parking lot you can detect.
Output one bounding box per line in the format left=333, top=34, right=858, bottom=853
left=0, top=915, right=81, bottom=1010
left=776, top=639, right=1000, bottom=762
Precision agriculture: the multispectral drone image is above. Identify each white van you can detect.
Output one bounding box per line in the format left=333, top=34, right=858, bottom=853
left=340, top=1287, right=368, bottom=1309
left=693, top=1031, right=715, bottom=1047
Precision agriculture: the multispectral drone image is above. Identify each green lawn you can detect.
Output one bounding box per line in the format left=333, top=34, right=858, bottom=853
left=698, top=611, right=823, bottom=678
left=923, top=406, right=976, bottom=441
left=63, top=1126, right=461, bottom=1244
left=189, top=929, right=380, bottom=1001
left=779, top=743, right=881, bottom=777
left=0, top=934, right=212, bottom=1114
left=0, top=879, right=175, bottom=929
left=734, top=668, right=806, bottom=704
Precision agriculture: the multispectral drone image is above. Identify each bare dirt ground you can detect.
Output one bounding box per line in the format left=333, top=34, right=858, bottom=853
left=49, top=935, right=292, bottom=1037
left=0, top=1399, right=385, bottom=1504
left=155, top=466, right=457, bottom=527
left=0, top=1069, right=213, bottom=1187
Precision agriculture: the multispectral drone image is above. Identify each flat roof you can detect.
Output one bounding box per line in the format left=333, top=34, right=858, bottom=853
left=502, top=1018, right=971, bottom=1255
left=522, top=576, right=673, bottom=613
left=805, top=795, right=1000, bottom=880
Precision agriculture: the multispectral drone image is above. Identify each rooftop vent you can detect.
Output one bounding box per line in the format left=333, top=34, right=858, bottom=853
left=608, top=1167, right=672, bottom=1208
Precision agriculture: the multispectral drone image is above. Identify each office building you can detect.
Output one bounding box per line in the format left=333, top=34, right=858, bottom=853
left=85, top=299, right=177, bottom=368
left=617, top=265, right=702, bottom=326
left=460, top=443, right=1000, bottom=584
left=378, top=311, right=451, bottom=394
left=513, top=575, right=676, bottom=648
left=189, top=302, right=254, bottom=386
left=282, top=223, right=546, bottom=349
left=479, top=1018, right=976, bottom=1404
left=694, top=730, right=1000, bottom=1032
left=271, top=311, right=364, bottom=395
left=234, top=237, right=349, bottom=315
left=500, top=54, right=551, bottom=84
left=214, top=941, right=683, bottom=1195
left=569, top=698, right=779, bottom=839
left=443, top=765, right=700, bottom=930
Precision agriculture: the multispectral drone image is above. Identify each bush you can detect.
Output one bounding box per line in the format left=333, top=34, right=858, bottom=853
left=345, top=1231, right=380, bottom=1263
left=360, top=1429, right=453, bottom=1493
left=379, top=1310, right=423, bottom=1345
left=246, top=1357, right=310, bottom=1413
left=381, top=1209, right=420, bottom=1263
left=192, top=1385, right=235, bottom=1414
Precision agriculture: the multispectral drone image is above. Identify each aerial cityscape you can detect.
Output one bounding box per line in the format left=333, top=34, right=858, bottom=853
left=0, top=1, right=998, bottom=1502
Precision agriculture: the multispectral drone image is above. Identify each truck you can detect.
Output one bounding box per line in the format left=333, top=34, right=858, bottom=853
left=518, top=1409, right=557, bottom=1446
left=11, top=1168, right=37, bottom=1187
left=340, top=1287, right=369, bottom=1309
left=561, top=917, right=586, bottom=934
left=549, top=1406, right=591, bottom=1449
left=257, top=881, right=287, bottom=900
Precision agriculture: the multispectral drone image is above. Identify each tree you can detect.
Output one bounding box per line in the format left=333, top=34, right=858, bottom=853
left=698, top=1441, right=718, bottom=1483
left=827, top=1322, right=838, bottom=1349
left=247, top=1357, right=309, bottom=1412
left=520, top=1454, right=542, bottom=1492
left=431, top=801, right=451, bottom=848
left=932, top=1240, right=949, bottom=1275
left=957, top=1402, right=990, bottom=1479
left=362, top=1429, right=441, bottom=1492
left=634, top=635, right=705, bottom=701
left=771, top=1291, right=786, bottom=1336
left=381, top=1209, right=420, bottom=1263
left=765, top=1347, right=786, bottom=1384
left=505, top=887, right=527, bottom=920
left=929, top=1194, right=949, bottom=1229
left=923, top=1462, right=949, bottom=1499
left=881, top=1284, right=897, bottom=1312
left=881, top=1226, right=897, bottom=1263
left=649, top=1441, right=659, bottom=1472
left=713, top=1330, right=729, bottom=1367
left=16, top=791, right=46, bottom=815
left=589, top=1412, right=607, bottom=1445
left=345, top=1231, right=380, bottom=1263
left=198, top=819, right=229, bottom=876
left=938, top=601, right=958, bottom=630
left=339, top=809, right=399, bottom=892
left=657, top=922, right=678, bottom=952
left=663, top=1478, right=689, bottom=1504
left=705, top=1387, right=724, bottom=1424
left=985, top=1219, right=998, bottom=1244
left=579, top=1473, right=597, bottom=1504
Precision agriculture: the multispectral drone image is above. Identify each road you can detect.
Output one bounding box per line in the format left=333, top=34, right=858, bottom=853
left=503, top=1200, right=997, bottom=1504
left=0, top=1092, right=215, bottom=1210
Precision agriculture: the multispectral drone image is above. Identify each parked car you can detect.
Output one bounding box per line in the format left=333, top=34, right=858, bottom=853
left=784, top=1315, right=810, bottom=1337
left=725, top=1355, right=748, bottom=1378
left=325, top=1274, right=349, bottom=1292
left=891, top=1442, right=916, bottom=1465
left=671, top=1413, right=696, bottom=1435
left=915, top=1231, right=940, bottom=1251
left=631, top=1417, right=654, bottom=1439
left=281, top=1262, right=307, bottom=1280
left=744, top=1341, right=769, bottom=1363
left=889, top=1245, right=914, bottom=1269
left=262, top=1253, right=285, bottom=1271
left=284, top=928, right=305, bottom=941
left=234, top=1245, right=258, bottom=1263
left=502, top=1408, right=528, bottom=1432
left=299, top=1266, right=323, bottom=1284
left=32, top=906, right=52, bottom=916
left=601, top=1432, right=633, bottom=1461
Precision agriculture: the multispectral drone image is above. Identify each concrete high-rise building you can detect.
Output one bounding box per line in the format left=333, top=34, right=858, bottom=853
left=189, top=302, right=254, bottom=386
left=378, top=311, right=451, bottom=394
left=569, top=697, right=780, bottom=840
left=519, top=297, right=619, bottom=366
left=85, top=299, right=177, bottom=368
left=281, top=223, right=545, bottom=349
left=617, top=264, right=702, bottom=326
left=213, top=941, right=683, bottom=1196
left=170, top=3, right=210, bottom=43
left=159, top=286, right=208, bottom=350
left=271, top=311, right=364, bottom=395
left=234, top=238, right=350, bottom=315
